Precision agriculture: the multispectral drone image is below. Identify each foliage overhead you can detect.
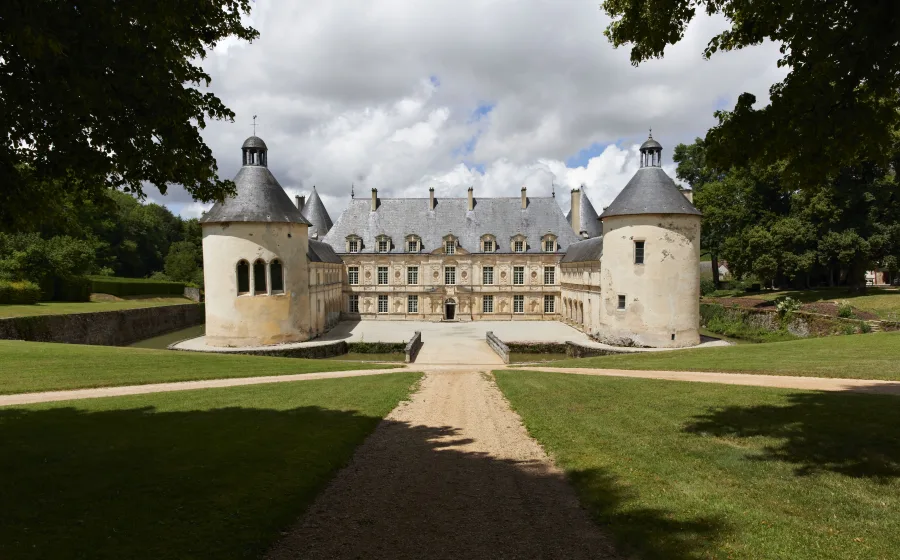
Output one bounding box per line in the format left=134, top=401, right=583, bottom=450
left=0, top=0, right=258, bottom=230
left=601, top=0, right=900, bottom=183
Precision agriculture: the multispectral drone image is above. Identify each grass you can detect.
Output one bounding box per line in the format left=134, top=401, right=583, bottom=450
left=496, top=371, right=900, bottom=559
left=0, top=340, right=399, bottom=394
left=325, top=352, right=407, bottom=362
left=546, top=331, right=900, bottom=381
left=699, top=327, right=750, bottom=345
left=509, top=352, right=569, bottom=363
left=716, top=287, right=900, bottom=320
left=0, top=372, right=421, bottom=560
left=0, top=296, right=194, bottom=318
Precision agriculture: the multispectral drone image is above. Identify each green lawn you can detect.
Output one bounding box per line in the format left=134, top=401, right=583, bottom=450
left=509, top=352, right=569, bottom=363
left=496, top=371, right=900, bottom=559
left=722, top=287, right=900, bottom=320
left=324, top=352, right=407, bottom=362
left=548, top=331, right=900, bottom=380
left=0, top=297, right=194, bottom=318
left=0, top=340, right=399, bottom=394
left=0, top=372, right=421, bottom=560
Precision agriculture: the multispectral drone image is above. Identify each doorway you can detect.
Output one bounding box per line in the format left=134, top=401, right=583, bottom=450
left=444, top=299, right=456, bottom=320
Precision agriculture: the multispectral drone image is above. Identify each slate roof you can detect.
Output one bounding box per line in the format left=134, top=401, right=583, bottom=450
left=599, top=167, right=702, bottom=219
left=565, top=190, right=603, bottom=238
left=307, top=239, right=343, bottom=263
left=200, top=165, right=310, bottom=225
left=242, top=136, right=268, bottom=149
left=321, top=196, right=582, bottom=254
left=300, top=187, right=334, bottom=238
left=560, top=236, right=604, bottom=263
left=640, top=137, right=662, bottom=150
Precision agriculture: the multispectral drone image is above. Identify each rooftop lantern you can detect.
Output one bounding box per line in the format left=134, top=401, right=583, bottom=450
left=639, top=130, right=662, bottom=168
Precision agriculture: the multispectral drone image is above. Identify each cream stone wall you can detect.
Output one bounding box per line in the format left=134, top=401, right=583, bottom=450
left=560, top=261, right=602, bottom=334
left=339, top=252, right=562, bottom=322
left=309, top=261, right=343, bottom=337
left=202, top=222, right=311, bottom=346
left=596, top=214, right=701, bottom=348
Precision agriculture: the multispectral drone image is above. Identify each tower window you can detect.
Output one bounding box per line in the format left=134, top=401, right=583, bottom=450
left=236, top=261, right=250, bottom=294
left=634, top=241, right=645, bottom=264
left=270, top=259, right=284, bottom=293
left=618, top=295, right=626, bottom=310
left=253, top=259, right=267, bottom=295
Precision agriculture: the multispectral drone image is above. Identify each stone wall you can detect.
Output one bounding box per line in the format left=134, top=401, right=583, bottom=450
left=486, top=331, right=510, bottom=363
left=405, top=331, right=423, bottom=363
left=170, top=339, right=349, bottom=359
left=0, top=303, right=204, bottom=346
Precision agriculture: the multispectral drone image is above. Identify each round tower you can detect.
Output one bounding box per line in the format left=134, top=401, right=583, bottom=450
left=199, top=136, right=313, bottom=347
left=597, top=133, right=702, bottom=348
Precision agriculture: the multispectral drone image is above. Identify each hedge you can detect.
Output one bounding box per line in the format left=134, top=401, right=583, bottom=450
left=0, top=280, right=42, bottom=304
left=90, top=276, right=185, bottom=297
left=54, top=276, right=92, bottom=302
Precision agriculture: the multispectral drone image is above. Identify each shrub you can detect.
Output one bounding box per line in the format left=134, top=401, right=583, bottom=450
left=53, top=276, right=92, bottom=302
left=89, top=276, right=185, bottom=297
left=842, top=324, right=858, bottom=335
left=699, top=277, right=716, bottom=296
left=0, top=280, right=42, bottom=304
left=775, top=296, right=801, bottom=317
left=860, top=321, right=872, bottom=334
left=837, top=300, right=853, bottom=318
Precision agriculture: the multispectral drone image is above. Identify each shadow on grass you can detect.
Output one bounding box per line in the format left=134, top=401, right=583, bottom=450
left=0, top=401, right=727, bottom=560
left=685, top=391, right=900, bottom=481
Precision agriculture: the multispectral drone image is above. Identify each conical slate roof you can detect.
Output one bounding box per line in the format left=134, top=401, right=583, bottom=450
left=300, top=187, right=334, bottom=238
left=201, top=160, right=310, bottom=224
left=600, top=167, right=701, bottom=218
left=242, top=136, right=268, bottom=149
left=565, top=190, right=603, bottom=238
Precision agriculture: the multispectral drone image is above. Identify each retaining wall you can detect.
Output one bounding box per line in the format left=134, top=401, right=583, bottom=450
left=170, top=339, right=349, bottom=359
left=486, top=331, right=510, bottom=364
left=0, top=303, right=205, bottom=346
left=405, top=331, right=423, bottom=363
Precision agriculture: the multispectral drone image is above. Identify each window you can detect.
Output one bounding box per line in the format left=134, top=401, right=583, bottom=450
left=407, top=266, right=419, bottom=285
left=349, top=294, right=359, bottom=313
left=513, top=295, right=524, bottom=314
left=513, top=266, right=524, bottom=285
left=270, top=260, right=284, bottom=293
left=377, top=266, right=388, bottom=285
left=544, top=266, right=555, bottom=285
left=348, top=266, right=359, bottom=285
left=348, top=239, right=359, bottom=253
left=445, top=266, right=456, bottom=285
left=378, top=239, right=389, bottom=253
left=483, top=295, right=494, bottom=313
left=514, top=240, right=524, bottom=253
left=483, top=239, right=494, bottom=252
left=378, top=295, right=388, bottom=313
left=634, top=241, right=645, bottom=264
left=482, top=266, right=494, bottom=285
left=236, top=261, right=250, bottom=294
left=408, top=240, right=418, bottom=253
left=253, top=259, right=267, bottom=295
left=617, top=294, right=626, bottom=310
left=445, top=240, right=455, bottom=254
left=408, top=295, right=418, bottom=313
left=544, top=295, right=555, bottom=313
left=544, top=239, right=555, bottom=252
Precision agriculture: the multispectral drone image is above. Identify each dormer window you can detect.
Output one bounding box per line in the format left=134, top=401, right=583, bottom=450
left=405, top=234, right=421, bottom=253
left=376, top=235, right=391, bottom=253
left=481, top=234, right=496, bottom=253
left=515, top=241, right=524, bottom=252
left=541, top=233, right=558, bottom=253
left=511, top=234, right=527, bottom=253
left=346, top=235, right=362, bottom=253
left=443, top=235, right=457, bottom=255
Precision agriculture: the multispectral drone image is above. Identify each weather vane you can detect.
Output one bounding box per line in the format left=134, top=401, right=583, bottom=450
left=252, top=115, right=258, bottom=135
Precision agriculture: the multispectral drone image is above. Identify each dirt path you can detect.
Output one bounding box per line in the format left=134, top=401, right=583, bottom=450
left=518, top=367, right=900, bottom=395
left=265, top=369, right=619, bottom=560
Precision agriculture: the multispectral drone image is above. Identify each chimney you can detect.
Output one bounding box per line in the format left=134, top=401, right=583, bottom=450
left=371, top=188, right=378, bottom=212
left=467, top=186, right=474, bottom=211
left=681, top=188, right=694, bottom=203
left=570, top=189, right=581, bottom=235
left=521, top=186, right=527, bottom=209
left=429, top=187, right=435, bottom=211
left=295, top=195, right=305, bottom=212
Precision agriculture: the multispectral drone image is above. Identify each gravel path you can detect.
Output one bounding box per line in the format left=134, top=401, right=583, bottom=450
left=265, top=369, right=620, bottom=560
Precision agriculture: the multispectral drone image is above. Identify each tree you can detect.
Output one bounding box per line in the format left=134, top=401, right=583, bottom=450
left=164, top=241, right=202, bottom=284
left=0, top=0, right=258, bottom=231
left=601, top=0, right=900, bottom=184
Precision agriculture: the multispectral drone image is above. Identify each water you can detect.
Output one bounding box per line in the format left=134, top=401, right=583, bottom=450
left=130, top=325, right=205, bottom=349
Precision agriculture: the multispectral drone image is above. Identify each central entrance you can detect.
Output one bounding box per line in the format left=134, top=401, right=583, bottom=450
left=444, top=298, right=456, bottom=320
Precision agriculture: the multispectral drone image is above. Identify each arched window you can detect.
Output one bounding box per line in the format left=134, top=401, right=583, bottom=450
left=253, top=259, right=267, bottom=295
left=270, top=259, right=284, bottom=293
left=236, top=261, right=250, bottom=294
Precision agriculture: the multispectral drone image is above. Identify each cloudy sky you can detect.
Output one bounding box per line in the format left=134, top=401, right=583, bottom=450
left=152, top=0, right=786, bottom=220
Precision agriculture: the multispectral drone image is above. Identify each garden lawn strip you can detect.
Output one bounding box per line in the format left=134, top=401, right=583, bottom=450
left=0, top=372, right=422, bottom=560
left=0, top=340, right=399, bottom=394
left=0, top=297, right=193, bottom=318
left=496, top=371, right=900, bottom=560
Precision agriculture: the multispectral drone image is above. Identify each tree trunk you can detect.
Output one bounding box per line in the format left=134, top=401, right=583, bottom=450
left=711, top=253, right=721, bottom=289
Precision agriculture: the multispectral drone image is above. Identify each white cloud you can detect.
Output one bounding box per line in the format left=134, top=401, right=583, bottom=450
left=156, top=0, right=786, bottom=220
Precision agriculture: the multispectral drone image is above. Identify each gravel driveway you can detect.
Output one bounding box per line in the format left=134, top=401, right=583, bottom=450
left=266, top=369, right=619, bottom=559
